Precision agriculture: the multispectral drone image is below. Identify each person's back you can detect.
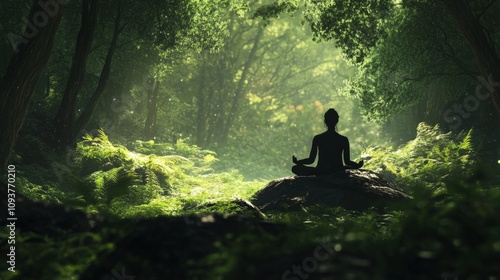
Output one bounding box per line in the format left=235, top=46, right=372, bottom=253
left=291, top=108, right=363, bottom=176
left=315, top=130, right=347, bottom=174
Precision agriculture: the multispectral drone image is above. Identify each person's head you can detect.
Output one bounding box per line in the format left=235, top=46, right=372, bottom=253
left=324, top=108, right=339, bottom=130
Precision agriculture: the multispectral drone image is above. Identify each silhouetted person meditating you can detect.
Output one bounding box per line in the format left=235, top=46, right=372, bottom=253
left=292, top=108, right=363, bottom=176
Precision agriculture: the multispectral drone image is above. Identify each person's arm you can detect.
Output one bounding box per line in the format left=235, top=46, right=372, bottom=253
left=343, top=138, right=363, bottom=169
left=293, top=137, right=318, bottom=165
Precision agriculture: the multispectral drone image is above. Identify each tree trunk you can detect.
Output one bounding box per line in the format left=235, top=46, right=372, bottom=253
left=220, top=27, right=264, bottom=143
left=442, top=0, right=500, bottom=111
left=74, top=3, right=123, bottom=139
left=144, top=79, right=160, bottom=139
left=0, top=0, right=65, bottom=168
left=46, top=74, right=51, bottom=97
left=196, top=61, right=207, bottom=146
left=53, top=0, right=99, bottom=149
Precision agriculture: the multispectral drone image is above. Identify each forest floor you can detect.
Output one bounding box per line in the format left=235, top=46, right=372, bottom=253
left=1, top=126, right=500, bottom=279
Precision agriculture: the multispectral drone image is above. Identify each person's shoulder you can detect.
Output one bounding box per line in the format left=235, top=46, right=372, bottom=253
left=315, top=131, right=330, bottom=139
left=312, top=133, right=322, bottom=141
left=312, top=132, right=327, bottom=143
left=335, top=133, right=348, bottom=142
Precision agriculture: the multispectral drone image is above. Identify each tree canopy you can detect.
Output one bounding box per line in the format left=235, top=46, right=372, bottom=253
left=255, top=0, right=500, bottom=129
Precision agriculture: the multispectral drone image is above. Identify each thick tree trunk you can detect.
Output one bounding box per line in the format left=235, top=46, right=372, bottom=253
left=442, top=0, right=500, bottom=111
left=144, top=79, right=160, bottom=139
left=74, top=4, right=123, bottom=139
left=0, top=0, right=65, bottom=168
left=53, top=0, right=99, bottom=149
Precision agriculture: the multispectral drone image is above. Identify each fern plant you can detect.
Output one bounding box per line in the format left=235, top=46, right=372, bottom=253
left=363, top=123, right=477, bottom=192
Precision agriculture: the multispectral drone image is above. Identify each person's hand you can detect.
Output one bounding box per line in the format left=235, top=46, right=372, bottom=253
left=350, top=160, right=364, bottom=169
left=292, top=155, right=298, bottom=164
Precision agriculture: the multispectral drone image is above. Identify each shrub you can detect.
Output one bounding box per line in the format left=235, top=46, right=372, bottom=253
left=362, top=122, right=477, bottom=192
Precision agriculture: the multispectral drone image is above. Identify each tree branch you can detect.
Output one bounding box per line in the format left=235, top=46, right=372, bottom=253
left=477, top=0, right=497, bottom=18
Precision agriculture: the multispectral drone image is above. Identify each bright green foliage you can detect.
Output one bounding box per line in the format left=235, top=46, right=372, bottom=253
left=15, top=177, right=66, bottom=205
left=251, top=0, right=298, bottom=24
left=181, top=0, right=249, bottom=53
left=303, top=0, right=393, bottom=65
left=17, top=130, right=264, bottom=218
left=363, top=123, right=477, bottom=191
left=339, top=1, right=480, bottom=123
left=254, top=0, right=394, bottom=65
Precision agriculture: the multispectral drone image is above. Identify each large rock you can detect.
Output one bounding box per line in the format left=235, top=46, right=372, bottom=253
left=251, top=169, right=410, bottom=211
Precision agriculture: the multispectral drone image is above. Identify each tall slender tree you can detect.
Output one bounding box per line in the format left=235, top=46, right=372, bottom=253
left=53, top=0, right=99, bottom=149
left=144, top=78, right=160, bottom=139
left=74, top=2, right=124, bottom=139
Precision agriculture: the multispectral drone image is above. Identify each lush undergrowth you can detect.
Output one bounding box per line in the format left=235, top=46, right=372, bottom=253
left=198, top=182, right=500, bottom=279
left=16, top=130, right=264, bottom=218
left=363, top=123, right=482, bottom=191
left=2, top=124, right=499, bottom=279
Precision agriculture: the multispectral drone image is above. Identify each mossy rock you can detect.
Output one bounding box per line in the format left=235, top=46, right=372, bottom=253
left=186, top=199, right=266, bottom=219
left=251, top=169, right=410, bottom=212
